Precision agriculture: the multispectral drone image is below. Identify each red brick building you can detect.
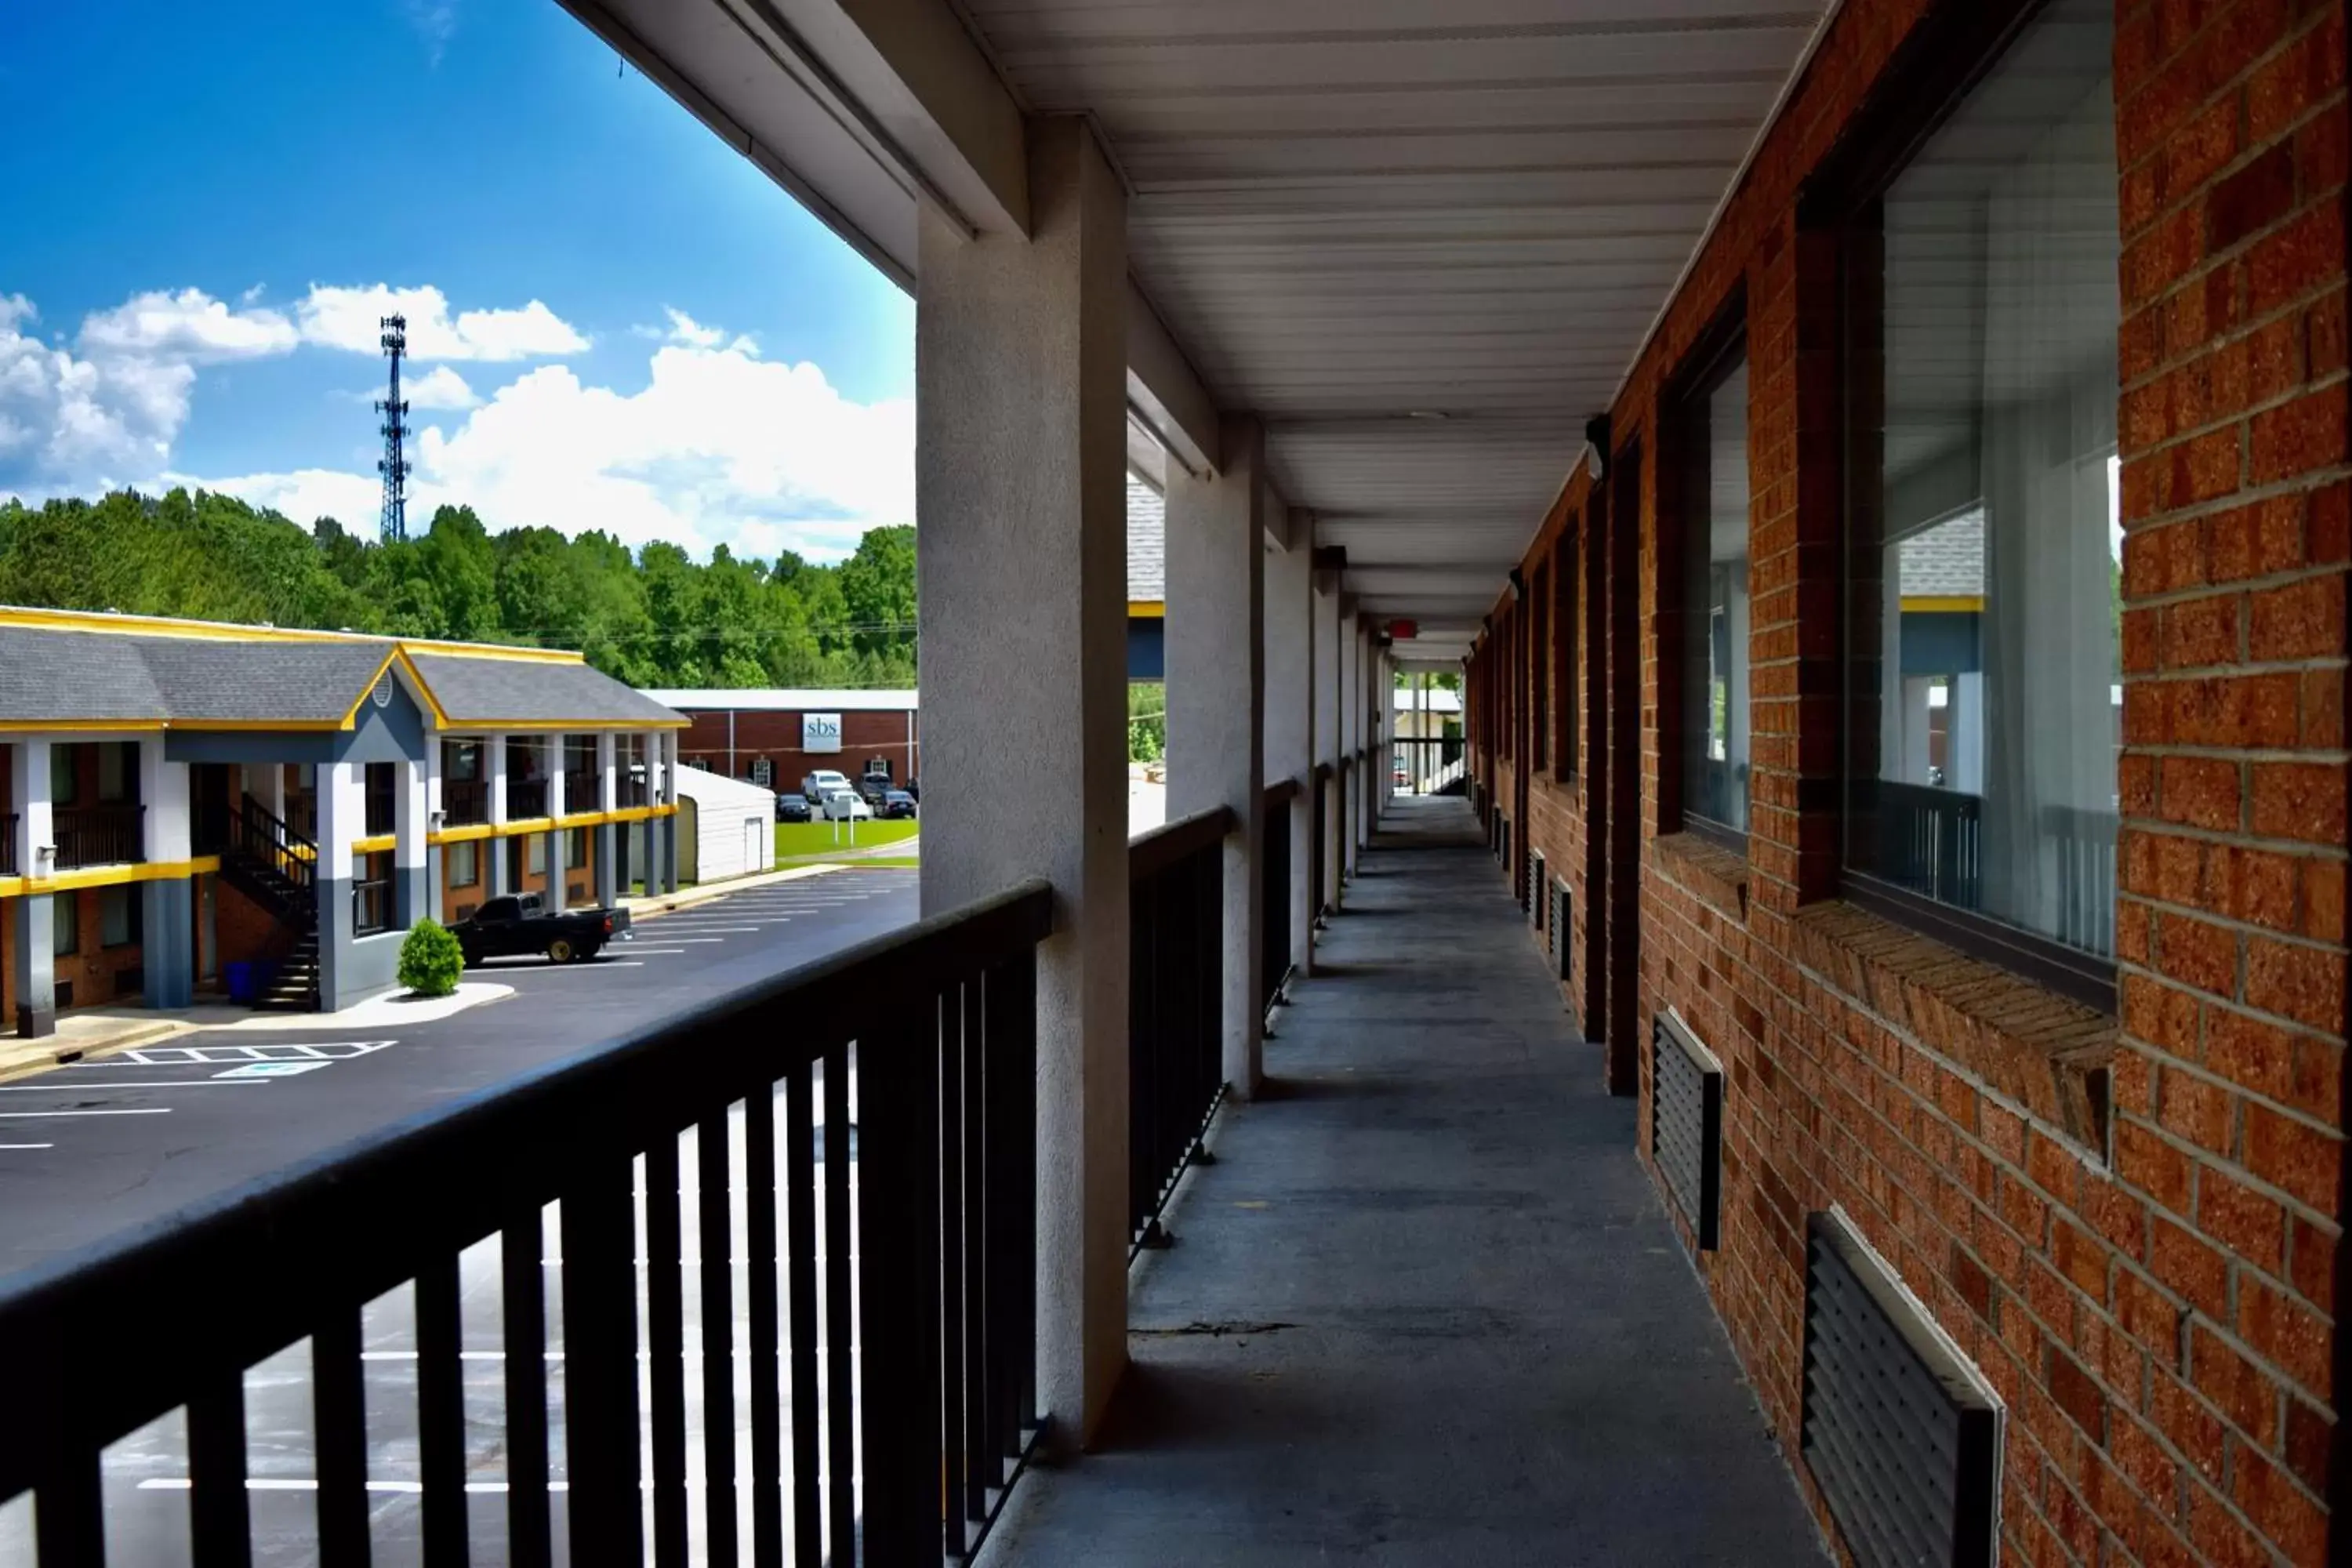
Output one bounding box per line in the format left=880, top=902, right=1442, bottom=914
left=644, top=689, right=920, bottom=793
left=1465, top=2, right=2350, bottom=1562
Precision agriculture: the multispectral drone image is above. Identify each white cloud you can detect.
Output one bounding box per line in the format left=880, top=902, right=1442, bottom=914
left=403, top=365, right=478, bottom=410
left=661, top=307, right=725, bottom=349
left=0, top=294, right=195, bottom=483
left=78, top=288, right=299, bottom=362
left=296, top=285, right=587, bottom=362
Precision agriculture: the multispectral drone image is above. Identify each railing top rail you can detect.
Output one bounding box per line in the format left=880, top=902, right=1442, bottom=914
left=1128, top=804, right=1233, bottom=880
left=0, top=875, right=1054, bottom=1491
left=1262, top=777, right=1300, bottom=809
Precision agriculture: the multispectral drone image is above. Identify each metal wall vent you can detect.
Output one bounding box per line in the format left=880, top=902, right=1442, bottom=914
left=1650, top=1011, right=1722, bottom=1250
left=1802, top=1208, right=2004, bottom=1568
left=1552, top=879, right=1573, bottom=984
left=1530, top=851, right=1544, bottom=924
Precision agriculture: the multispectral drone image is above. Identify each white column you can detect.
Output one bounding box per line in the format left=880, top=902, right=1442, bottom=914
left=136, top=739, right=194, bottom=1007
left=916, top=116, right=1130, bottom=1446
left=1312, top=566, right=1341, bottom=916
left=420, top=739, right=443, bottom=924
left=662, top=732, right=681, bottom=893
left=544, top=734, right=567, bottom=912
left=13, top=740, right=55, bottom=1036
left=1263, top=509, right=1315, bottom=980
left=1338, top=598, right=1359, bottom=877
left=595, top=732, right=619, bottom=909
left=396, top=754, right=427, bottom=929
left=1167, top=414, right=1265, bottom=1099
left=486, top=732, right=510, bottom=896
left=260, top=760, right=287, bottom=826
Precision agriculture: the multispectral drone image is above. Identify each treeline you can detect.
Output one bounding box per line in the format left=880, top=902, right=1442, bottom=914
left=0, top=489, right=917, bottom=688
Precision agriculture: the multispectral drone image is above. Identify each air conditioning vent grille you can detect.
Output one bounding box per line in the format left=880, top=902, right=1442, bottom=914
left=1552, top=879, right=1572, bottom=983
left=1802, top=1210, right=2002, bottom=1568
left=1650, top=1011, right=1721, bottom=1250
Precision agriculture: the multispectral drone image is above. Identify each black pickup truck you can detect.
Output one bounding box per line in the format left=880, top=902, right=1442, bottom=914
left=452, top=893, right=630, bottom=966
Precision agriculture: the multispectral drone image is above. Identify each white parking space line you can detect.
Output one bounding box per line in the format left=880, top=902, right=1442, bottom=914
left=0, top=1143, right=54, bottom=1150
left=616, top=948, right=688, bottom=956
left=99, top=1040, right=396, bottom=1066
left=0, top=1108, right=170, bottom=1118
left=0, top=1080, right=263, bottom=1091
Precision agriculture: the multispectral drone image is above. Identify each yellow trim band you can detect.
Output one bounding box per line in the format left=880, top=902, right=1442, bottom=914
left=1129, top=600, right=1165, bottom=619
left=0, top=856, right=221, bottom=898
left=425, top=802, right=670, bottom=847
left=1900, top=595, right=1985, bottom=614
left=350, top=834, right=397, bottom=855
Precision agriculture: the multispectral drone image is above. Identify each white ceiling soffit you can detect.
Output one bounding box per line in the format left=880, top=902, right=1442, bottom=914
left=956, top=0, right=1838, bottom=622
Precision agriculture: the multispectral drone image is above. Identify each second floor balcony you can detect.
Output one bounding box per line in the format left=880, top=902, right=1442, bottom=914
left=441, top=777, right=488, bottom=827
left=506, top=777, right=549, bottom=821
left=52, top=804, right=144, bottom=870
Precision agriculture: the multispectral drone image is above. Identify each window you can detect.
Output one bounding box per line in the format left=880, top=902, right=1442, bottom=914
left=443, top=739, right=482, bottom=781
left=449, top=840, right=480, bottom=888
left=1838, top=0, right=2119, bottom=1004
left=98, top=742, right=132, bottom=804
left=566, top=827, right=590, bottom=869
left=49, top=745, right=77, bottom=807
left=1554, top=526, right=1578, bottom=779
left=528, top=834, right=547, bottom=877
left=100, top=884, right=140, bottom=948
left=1678, top=337, right=1751, bottom=840
left=53, top=893, right=77, bottom=956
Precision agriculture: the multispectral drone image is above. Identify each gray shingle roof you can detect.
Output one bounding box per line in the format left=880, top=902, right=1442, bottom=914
left=408, top=652, right=684, bottom=728
left=0, top=616, right=682, bottom=730
left=1127, top=475, right=1165, bottom=603
left=1899, top=510, right=1985, bottom=599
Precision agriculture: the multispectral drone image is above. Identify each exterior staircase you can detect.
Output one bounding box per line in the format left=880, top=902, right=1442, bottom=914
left=217, top=794, right=321, bottom=1013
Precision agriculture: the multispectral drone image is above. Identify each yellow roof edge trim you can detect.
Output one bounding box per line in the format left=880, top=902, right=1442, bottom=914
left=1129, top=600, right=1166, bottom=619
left=434, top=718, right=691, bottom=731
left=1899, top=596, right=1986, bottom=614
left=0, top=604, right=588, bottom=663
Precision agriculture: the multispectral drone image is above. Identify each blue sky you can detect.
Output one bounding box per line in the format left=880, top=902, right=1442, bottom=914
left=0, top=0, right=915, bottom=561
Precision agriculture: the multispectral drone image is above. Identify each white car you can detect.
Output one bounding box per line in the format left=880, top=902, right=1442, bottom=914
left=804, top=768, right=851, bottom=799
left=822, top=788, right=873, bottom=821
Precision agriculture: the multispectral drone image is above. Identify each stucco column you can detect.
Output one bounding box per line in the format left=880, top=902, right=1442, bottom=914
left=1312, top=567, right=1341, bottom=918
left=1338, top=596, right=1360, bottom=880
left=638, top=728, right=666, bottom=897
left=395, top=754, right=427, bottom=931
left=1263, top=509, right=1315, bottom=982
left=594, top=732, right=619, bottom=909
left=314, top=761, right=361, bottom=1010
left=916, top=116, right=1130, bottom=1447
left=137, top=737, right=194, bottom=1008
left=1167, top=414, right=1265, bottom=1100
left=13, top=739, right=55, bottom=1037
left=544, top=734, right=567, bottom=913
left=662, top=732, right=681, bottom=895
left=421, top=740, right=444, bottom=922
left=486, top=732, right=511, bottom=897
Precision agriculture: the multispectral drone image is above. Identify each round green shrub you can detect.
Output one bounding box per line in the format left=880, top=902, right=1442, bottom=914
left=397, top=917, right=465, bottom=998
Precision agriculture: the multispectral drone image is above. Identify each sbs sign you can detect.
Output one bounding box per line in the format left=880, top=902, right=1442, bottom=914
left=801, top=712, right=844, bottom=753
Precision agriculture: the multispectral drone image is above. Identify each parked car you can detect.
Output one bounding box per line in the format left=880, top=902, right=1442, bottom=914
left=855, top=773, right=893, bottom=808
left=776, top=792, right=811, bottom=823
left=880, top=789, right=918, bottom=820
left=902, top=778, right=919, bottom=802
left=801, top=768, right=851, bottom=802
left=452, top=893, right=630, bottom=967
left=821, top=788, right=874, bottom=822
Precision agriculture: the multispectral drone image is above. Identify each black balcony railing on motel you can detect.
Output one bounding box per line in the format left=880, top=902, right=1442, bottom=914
left=441, top=777, right=488, bottom=826
left=1127, top=806, right=1229, bottom=1254
left=0, top=878, right=1053, bottom=1567
left=1, top=814, right=15, bottom=876
left=53, top=805, right=143, bottom=870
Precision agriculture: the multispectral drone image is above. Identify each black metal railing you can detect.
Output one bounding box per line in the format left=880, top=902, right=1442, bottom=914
left=618, top=771, right=650, bottom=809
left=1261, top=779, right=1296, bottom=1025
left=563, top=769, right=601, bottom=815
left=1, top=814, right=15, bottom=876
left=2045, top=804, right=2120, bottom=960
left=0, top=878, right=1053, bottom=1568
left=52, top=805, right=143, bottom=870
left=1875, top=781, right=1984, bottom=912
left=506, top=778, right=550, bottom=821
left=441, top=777, right=488, bottom=826
left=1127, top=807, right=1230, bottom=1254
left=233, top=794, right=317, bottom=896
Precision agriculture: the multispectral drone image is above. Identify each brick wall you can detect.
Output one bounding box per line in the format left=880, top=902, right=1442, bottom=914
left=1465, top=1, right=2350, bottom=1563
left=675, top=706, right=920, bottom=786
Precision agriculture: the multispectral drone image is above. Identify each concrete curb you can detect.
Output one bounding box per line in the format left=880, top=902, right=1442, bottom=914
left=624, top=863, right=844, bottom=920
left=0, top=1017, right=196, bottom=1086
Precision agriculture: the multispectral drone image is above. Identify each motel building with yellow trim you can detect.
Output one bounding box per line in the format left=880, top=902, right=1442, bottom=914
left=0, top=607, right=687, bottom=1036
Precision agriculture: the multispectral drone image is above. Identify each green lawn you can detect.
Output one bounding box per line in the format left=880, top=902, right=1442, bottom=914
left=773, top=819, right=920, bottom=858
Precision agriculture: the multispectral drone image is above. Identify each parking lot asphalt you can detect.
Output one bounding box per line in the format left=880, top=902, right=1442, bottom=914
left=0, top=866, right=917, bottom=1276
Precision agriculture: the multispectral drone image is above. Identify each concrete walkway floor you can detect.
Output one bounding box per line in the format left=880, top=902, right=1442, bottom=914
left=985, top=795, right=1826, bottom=1567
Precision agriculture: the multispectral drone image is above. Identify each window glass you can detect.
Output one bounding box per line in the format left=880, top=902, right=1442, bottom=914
left=528, top=834, right=546, bottom=877
left=1682, top=350, right=1751, bottom=835
left=1844, top=0, right=2119, bottom=963
left=444, top=740, right=481, bottom=782
left=98, top=743, right=130, bottom=803
left=49, top=745, right=77, bottom=806
left=100, top=884, right=137, bottom=948
left=450, top=840, right=479, bottom=888
left=53, top=894, right=77, bottom=956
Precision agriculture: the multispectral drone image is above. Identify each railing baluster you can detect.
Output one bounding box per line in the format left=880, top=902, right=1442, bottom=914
left=700, top=1112, right=741, bottom=1568
left=416, top=1254, right=470, bottom=1566
left=937, top=986, right=969, bottom=1558
left=188, top=1363, right=253, bottom=1568
left=743, top=1087, right=787, bottom=1568
left=563, top=1155, right=644, bottom=1563
left=314, top=1305, right=372, bottom=1568
left=35, top=1442, right=107, bottom=1568
left=857, top=996, right=944, bottom=1568
left=501, top=1203, right=552, bottom=1568
left=960, top=975, right=990, bottom=1529
left=645, top=1134, right=691, bottom=1567
left=782, top=1069, right=821, bottom=1568
left=821, top=1040, right=855, bottom=1565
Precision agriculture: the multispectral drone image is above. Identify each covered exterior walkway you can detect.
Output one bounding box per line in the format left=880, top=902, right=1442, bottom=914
left=990, top=797, right=1824, bottom=1566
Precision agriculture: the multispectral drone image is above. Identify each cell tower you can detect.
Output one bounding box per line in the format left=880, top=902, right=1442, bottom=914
left=376, top=314, right=412, bottom=543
